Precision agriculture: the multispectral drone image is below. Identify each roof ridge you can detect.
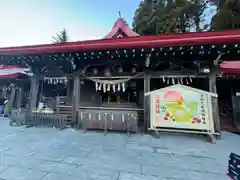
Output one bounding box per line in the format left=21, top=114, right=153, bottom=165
left=103, top=17, right=139, bottom=39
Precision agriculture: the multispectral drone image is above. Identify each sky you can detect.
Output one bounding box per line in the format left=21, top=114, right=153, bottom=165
left=0, top=0, right=141, bottom=47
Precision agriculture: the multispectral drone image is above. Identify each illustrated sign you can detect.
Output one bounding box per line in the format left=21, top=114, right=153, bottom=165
left=153, top=87, right=210, bottom=130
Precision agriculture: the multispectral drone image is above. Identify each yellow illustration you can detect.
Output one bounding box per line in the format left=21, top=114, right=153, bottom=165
left=167, top=104, right=192, bottom=123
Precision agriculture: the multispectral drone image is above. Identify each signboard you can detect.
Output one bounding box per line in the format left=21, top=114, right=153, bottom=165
left=150, top=85, right=213, bottom=131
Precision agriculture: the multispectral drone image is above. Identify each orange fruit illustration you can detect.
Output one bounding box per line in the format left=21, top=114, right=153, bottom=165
left=164, top=91, right=183, bottom=104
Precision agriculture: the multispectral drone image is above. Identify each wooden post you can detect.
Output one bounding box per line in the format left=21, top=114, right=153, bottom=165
left=67, top=79, right=71, bottom=98
left=209, top=73, right=221, bottom=138
left=144, top=72, right=151, bottom=132
left=2, top=86, right=7, bottom=98
left=231, top=85, right=238, bottom=128
left=29, top=77, right=40, bottom=111
left=56, top=96, right=60, bottom=114
left=7, top=86, right=16, bottom=115
left=16, top=88, right=23, bottom=109
left=72, top=76, right=80, bottom=125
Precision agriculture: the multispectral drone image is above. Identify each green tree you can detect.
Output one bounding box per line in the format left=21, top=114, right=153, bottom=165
left=210, top=0, right=240, bottom=31
left=168, top=0, right=208, bottom=32
left=132, top=0, right=208, bottom=35
left=132, top=0, right=155, bottom=35
left=52, top=28, right=69, bottom=43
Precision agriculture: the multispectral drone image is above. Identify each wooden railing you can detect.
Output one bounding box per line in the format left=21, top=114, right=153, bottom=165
left=77, top=107, right=143, bottom=133
left=9, top=109, right=27, bottom=126
left=25, top=113, right=67, bottom=129
left=9, top=108, right=67, bottom=129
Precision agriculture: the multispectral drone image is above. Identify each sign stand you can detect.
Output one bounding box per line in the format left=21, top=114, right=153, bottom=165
left=145, top=84, right=218, bottom=143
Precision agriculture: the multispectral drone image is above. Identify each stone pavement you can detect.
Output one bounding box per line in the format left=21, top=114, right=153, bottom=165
left=0, top=117, right=234, bottom=180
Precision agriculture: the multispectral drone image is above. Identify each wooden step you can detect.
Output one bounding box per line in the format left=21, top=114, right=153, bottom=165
left=59, top=111, right=72, bottom=113
left=58, top=105, right=73, bottom=124
left=59, top=108, right=72, bottom=111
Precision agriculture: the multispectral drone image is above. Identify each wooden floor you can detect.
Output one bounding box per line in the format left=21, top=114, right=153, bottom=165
left=221, top=125, right=240, bottom=133
left=220, top=116, right=240, bottom=133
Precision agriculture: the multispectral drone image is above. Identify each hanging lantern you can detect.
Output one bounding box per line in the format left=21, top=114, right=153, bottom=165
left=93, top=68, right=98, bottom=75
left=131, top=81, right=136, bottom=88
left=200, top=68, right=210, bottom=73
left=104, top=68, right=111, bottom=77
left=145, top=57, right=150, bottom=67
left=81, top=69, right=85, bottom=75
left=131, top=67, right=136, bottom=73
left=118, top=67, right=123, bottom=73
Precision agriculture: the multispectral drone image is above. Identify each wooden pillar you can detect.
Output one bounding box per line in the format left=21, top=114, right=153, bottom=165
left=72, top=76, right=80, bottom=125
left=231, top=85, right=238, bottom=127
left=67, top=80, right=71, bottom=98
left=16, top=88, right=23, bottom=109
left=7, top=86, right=16, bottom=115
left=209, top=73, right=221, bottom=136
left=29, top=77, right=40, bottom=111
left=56, top=96, right=60, bottom=114
left=144, top=72, right=151, bottom=132
left=2, top=86, right=7, bottom=98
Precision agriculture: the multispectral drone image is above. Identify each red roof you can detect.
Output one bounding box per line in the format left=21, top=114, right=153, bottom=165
left=103, top=17, right=139, bottom=39
left=0, top=30, right=240, bottom=55
left=220, top=61, right=240, bottom=75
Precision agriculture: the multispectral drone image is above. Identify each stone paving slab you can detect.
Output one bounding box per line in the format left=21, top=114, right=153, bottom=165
left=0, top=117, right=235, bottom=179
left=0, top=166, right=47, bottom=180
left=118, top=172, right=160, bottom=180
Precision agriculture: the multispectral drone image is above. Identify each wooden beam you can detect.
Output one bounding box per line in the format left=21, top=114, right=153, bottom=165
left=72, top=76, right=80, bottom=125
left=209, top=72, right=221, bottom=138
left=144, top=72, right=151, bottom=132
